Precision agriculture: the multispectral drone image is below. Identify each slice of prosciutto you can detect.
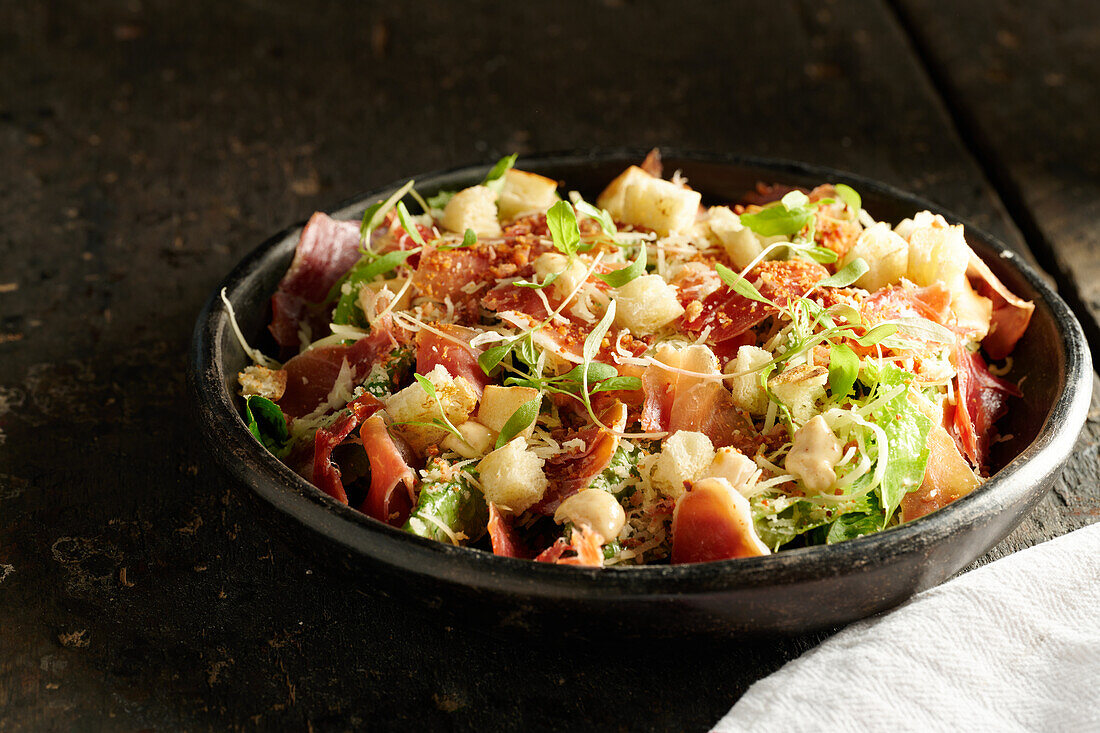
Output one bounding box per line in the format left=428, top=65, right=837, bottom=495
left=966, top=251, right=1035, bottom=360
left=269, top=213, right=363, bottom=350
left=312, top=393, right=385, bottom=505
left=535, top=528, right=605, bottom=566
left=535, top=402, right=628, bottom=515
left=415, top=324, right=492, bottom=395
left=277, top=316, right=403, bottom=419
left=487, top=503, right=528, bottom=558
left=951, top=343, right=1022, bottom=469
left=901, top=424, right=981, bottom=522
left=358, top=413, right=417, bottom=526
left=679, top=260, right=829, bottom=344
left=671, top=477, right=770, bottom=564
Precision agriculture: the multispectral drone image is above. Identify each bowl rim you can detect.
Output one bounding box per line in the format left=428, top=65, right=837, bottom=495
left=189, top=148, right=1093, bottom=598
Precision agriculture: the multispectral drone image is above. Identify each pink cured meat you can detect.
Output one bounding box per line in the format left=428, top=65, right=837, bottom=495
left=415, top=325, right=493, bottom=395
left=269, top=213, right=363, bottom=349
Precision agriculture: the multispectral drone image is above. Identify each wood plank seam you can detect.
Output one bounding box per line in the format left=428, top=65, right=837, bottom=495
left=883, top=0, right=1100, bottom=373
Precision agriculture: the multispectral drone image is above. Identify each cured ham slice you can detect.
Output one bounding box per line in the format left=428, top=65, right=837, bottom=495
left=862, top=281, right=953, bottom=327
left=536, top=528, right=605, bottom=566
left=415, top=324, right=492, bottom=395
left=412, top=246, right=494, bottom=312
left=639, top=345, right=750, bottom=446
left=966, top=251, right=1035, bottom=360
left=269, top=213, right=363, bottom=350
left=311, top=393, right=384, bottom=505
left=951, top=343, right=1021, bottom=468
left=671, top=478, right=770, bottom=564
left=278, top=344, right=351, bottom=419
left=668, top=383, right=748, bottom=448
left=358, top=413, right=417, bottom=526
left=481, top=283, right=552, bottom=320
left=901, top=425, right=981, bottom=522
left=679, top=260, right=829, bottom=344
left=487, top=503, right=527, bottom=558
left=536, top=402, right=628, bottom=514
left=277, top=317, right=403, bottom=419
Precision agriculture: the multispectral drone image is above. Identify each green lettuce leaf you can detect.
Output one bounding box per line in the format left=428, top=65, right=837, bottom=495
left=404, top=462, right=488, bottom=545
left=244, top=395, right=291, bottom=458
left=869, top=365, right=933, bottom=523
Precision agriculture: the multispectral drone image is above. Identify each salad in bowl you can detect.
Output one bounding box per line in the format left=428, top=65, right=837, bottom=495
left=227, top=150, right=1034, bottom=567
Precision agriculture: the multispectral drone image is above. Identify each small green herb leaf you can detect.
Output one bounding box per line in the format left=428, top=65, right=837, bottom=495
left=715, top=263, right=773, bottom=305
left=583, top=304, right=615, bottom=365
left=427, top=189, right=456, bottom=211
left=515, top=271, right=560, bottom=290
left=739, top=196, right=815, bottom=237
left=598, top=245, right=646, bottom=288
left=332, top=249, right=416, bottom=325
left=562, top=361, right=618, bottom=387
left=244, top=396, right=291, bottom=458
left=515, top=334, right=539, bottom=370
left=547, top=200, right=581, bottom=259
left=361, top=180, right=415, bottom=245
left=438, top=228, right=478, bottom=252
left=893, top=317, right=956, bottom=344
left=828, top=342, right=860, bottom=400
left=803, top=245, right=839, bottom=264
left=592, top=375, right=642, bottom=393
left=495, top=396, right=541, bottom=449
left=856, top=323, right=898, bottom=346
left=817, top=258, right=869, bottom=289
left=835, top=183, right=861, bottom=214
left=575, top=201, right=617, bottom=236
left=395, top=201, right=428, bottom=248
left=478, top=341, right=515, bottom=376
left=482, top=154, right=518, bottom=193
left=412, top=373, right=464, bottom=441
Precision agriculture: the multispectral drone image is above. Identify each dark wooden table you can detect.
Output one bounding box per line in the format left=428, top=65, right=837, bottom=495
left=2, top=1, right=1098, bottom=729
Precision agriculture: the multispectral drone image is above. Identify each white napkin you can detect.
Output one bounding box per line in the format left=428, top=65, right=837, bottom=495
left=716, top=522, right=1100, bottom=733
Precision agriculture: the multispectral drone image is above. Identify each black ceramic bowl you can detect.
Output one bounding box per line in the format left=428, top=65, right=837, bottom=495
left=189, top=151, right=1092, bottom=636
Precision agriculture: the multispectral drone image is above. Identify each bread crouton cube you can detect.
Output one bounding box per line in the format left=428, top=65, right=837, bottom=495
left=498, top=169, right=559, bottom=221
left=477, top=385, right=540, bottom=439
left=841, top=222, right=909, bottom=292
left=384, top=365, right=478, bottom=452
left=768, top=364, right=827, bottom=426
left=650, top=430, right=715, bottom=499
left=596, top=165, right=652, bottom=221
left=704, top=447, right=758, bottom=495
left=441, top=185, right=502, bottom=237
left=238, top=365, right=287, bottom=401
left=621, top=176, right=702, bottom=236
left=442, top=420, right=496, bottom=459
left=902, top=214, right=970, bottom=293
left=478, top=437, right=548, bottom=514
left=726, top=345, right=772, bottom=415
left=705, top=206, right=764, bottom=269
left=613, top=275, right=685, bottom=335
left=893, top=210, right=946, bottom=241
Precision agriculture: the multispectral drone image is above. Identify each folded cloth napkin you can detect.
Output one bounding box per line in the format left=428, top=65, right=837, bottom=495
left=716, top=522, right=1100, bottom=733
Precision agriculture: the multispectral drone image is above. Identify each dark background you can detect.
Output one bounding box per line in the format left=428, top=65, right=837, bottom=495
left=2, top=1, right=1098, bottom=730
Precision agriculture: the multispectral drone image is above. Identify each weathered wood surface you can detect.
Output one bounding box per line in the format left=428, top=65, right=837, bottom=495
left=0, top=0, right=1096, bottom=729
left=892, top=0, right=1100, bottom=356
left=888, top=0, right=1100, bottom=561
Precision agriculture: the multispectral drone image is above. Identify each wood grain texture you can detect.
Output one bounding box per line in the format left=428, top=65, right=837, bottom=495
left=890, top=0, right=1100, bottom=352
left=0, top=0, right=1096, bottom=729
left=887, top=0, right=1100, bottom=560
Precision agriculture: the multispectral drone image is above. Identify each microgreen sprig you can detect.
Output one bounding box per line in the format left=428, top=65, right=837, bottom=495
left=393, top=373, right=468, bottom=444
